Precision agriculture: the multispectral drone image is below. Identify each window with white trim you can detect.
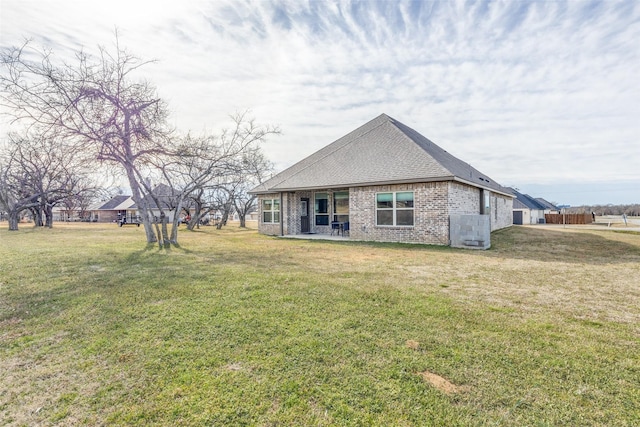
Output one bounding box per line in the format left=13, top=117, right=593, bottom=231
left=262, top=198, right=280, bottom=223
left=376, top=191, right=414, bottom=226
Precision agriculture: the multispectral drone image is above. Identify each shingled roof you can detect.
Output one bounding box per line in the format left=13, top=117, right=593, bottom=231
left=252, top=114, right=511, bottom=196
left=97, top=195, right=135, bottom=210
left=508, top=188, right=549, bottom=210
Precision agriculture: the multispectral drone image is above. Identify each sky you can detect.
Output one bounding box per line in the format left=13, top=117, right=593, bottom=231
left=1, top=0, right=638, bottom=205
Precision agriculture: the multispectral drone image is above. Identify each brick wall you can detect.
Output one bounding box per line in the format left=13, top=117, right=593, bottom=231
left=257, top=193, right=281, bottom=236
left=447, top=181, right=512, bottom=231
left=349, top=182, right=450, bottom=245
left=492, top=192, right=513, bottom=230
left=284, top=191, right=313, bottom=235
left=448, top=182, right=481, bottom=215
left=258, top=181, right=512, bottom=242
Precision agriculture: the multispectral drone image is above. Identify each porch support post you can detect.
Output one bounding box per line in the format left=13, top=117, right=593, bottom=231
left=279, top=192, right=284, bottom=236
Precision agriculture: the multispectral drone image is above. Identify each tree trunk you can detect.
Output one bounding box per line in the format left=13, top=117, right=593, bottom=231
left=153, top=220, right=164, bottom=249
left=187, top=199, right=203, bottom=231
left=160, top=214, right=170, bottom=247
left=169, top=200, right=185, bottom=244
left=126, top=168, right=157, bottom=244
left=234, top=196, right=255, bottom=229
left=31, top=208, right=43, bottom=227
left=44, top=204, right=53, bottom=228
left=216, top=209, right=230, bottom=230
left=8, top=211, right=19, bottom=231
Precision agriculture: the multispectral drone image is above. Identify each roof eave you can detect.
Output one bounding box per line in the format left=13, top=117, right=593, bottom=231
left=254, top=176, right=514, bottom=198
left=253, top=176, right=458, bottom=193
left=452, top=177, right=515, bottom=198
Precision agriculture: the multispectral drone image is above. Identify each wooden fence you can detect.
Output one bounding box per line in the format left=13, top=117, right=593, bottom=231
left=544, top=213, right=593, bottom=225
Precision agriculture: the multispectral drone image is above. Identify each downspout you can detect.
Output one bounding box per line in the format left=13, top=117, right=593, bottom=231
left=280, top=192, right=284, bottom=236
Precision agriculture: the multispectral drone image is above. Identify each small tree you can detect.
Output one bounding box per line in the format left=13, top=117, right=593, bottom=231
left=0, top=155, right=36, bottom=230
left=232, top=149, right=273, bottom=228
left=158, top=112, right=278, bottom=235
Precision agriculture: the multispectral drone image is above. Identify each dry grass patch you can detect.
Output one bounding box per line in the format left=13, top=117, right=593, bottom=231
left=417, top=370, right=467, bottom=395
left=403, top=227, right=640, bottom=326
left=405, top=339, right=420, bottom=350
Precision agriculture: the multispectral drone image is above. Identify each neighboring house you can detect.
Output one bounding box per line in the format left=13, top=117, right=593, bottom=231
left=509, top=188, right=558, bottom=224
left=52, top=205, right=93, bottom=221
left=134, top=183, right=193, bottom=222
left=535, top=198, right=559, bottom=214
left=246, top=210, right=259, bottom=222
left=90, top=195, right=137, bottom=223
left=251, top=114, right=513, bottom=246
left=52, top=206, right=71, bottom=221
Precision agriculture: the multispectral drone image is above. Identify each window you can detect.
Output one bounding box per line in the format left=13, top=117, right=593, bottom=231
left=333, top=191, right=349, bottom=223
left=480, top=189, right=490, bottom=215
left=376, top=191, right=414, bottom=226
left=315, top=193, right=329, bottom=225
left=262, top=198, right=280, bottom=223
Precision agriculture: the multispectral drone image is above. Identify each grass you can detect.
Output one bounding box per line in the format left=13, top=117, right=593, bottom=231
left=1, top=223, right=639, bottom=426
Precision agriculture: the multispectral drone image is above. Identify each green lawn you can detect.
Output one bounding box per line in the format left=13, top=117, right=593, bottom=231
left=1, top=223, right=639, bottom=426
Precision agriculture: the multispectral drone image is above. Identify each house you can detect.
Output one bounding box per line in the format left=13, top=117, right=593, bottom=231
left=90, top=195, right=137, bottom=223
left=133, top=183, right=192, bottom=223
left=51, top=205, right=89, bottom=221
left=535, top=197, right=559, bottom=214
left=251, top=114, right=513, bottom=247
left=509, top=188, right=558, bottom=224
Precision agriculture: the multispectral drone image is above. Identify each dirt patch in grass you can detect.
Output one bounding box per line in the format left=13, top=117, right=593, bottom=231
left=225, top=362, right=244, bottom=371
left=406, top=339, right=420, bottom=350
left=418, top=371, right=467, bottom=395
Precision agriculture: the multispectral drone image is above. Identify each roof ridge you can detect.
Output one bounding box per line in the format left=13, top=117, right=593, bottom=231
left=251, top=114, right=511, bottom=196
left=385, top=117, right=452, bottom=177
left=385, top=117, right=509, bottom=193
left=258, top=114, right=391, bottom=191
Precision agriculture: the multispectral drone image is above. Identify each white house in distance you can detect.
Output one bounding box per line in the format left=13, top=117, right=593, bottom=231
left=251, top=114, right=513, bottom=248
left=509, top=188, right=559, bottom=225
left=91, top=195, right=137, bottom=223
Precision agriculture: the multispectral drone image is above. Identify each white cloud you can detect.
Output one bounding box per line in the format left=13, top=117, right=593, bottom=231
left=1, top=0, right=639, bottom=203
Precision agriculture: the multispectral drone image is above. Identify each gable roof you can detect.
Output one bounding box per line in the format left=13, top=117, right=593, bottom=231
left=535, top=198, right=558, bottom=211
left=252, top=114, right=511, bottom=196
left=134, top=184, right=176, bottom=210
left=508, top=188, right=548, bottom=210
left=97, top=195, right=135, bottom=210
left=132, top=183, right=195, bottom=210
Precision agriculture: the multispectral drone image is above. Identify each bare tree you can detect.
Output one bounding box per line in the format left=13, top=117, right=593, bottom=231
left=0, top=132, right=92, bottom=230
left=186, top=187, right=213, bottom=228
left=1, top=41, right=280, bottom=246
left=152, top=112, right=279, bottom=239
left=0, top=154, right=37, bottom=230
left=60, top=179, right=103, bottom=221
left=232, top=148, right=273, bottom=228
left=1, top=39, right=171, bottom=243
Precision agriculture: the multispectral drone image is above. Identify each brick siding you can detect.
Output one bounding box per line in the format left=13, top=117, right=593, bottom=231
left=350, top=182, right=450, bottom=244
left=257, top=181, right=513, bottom=243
